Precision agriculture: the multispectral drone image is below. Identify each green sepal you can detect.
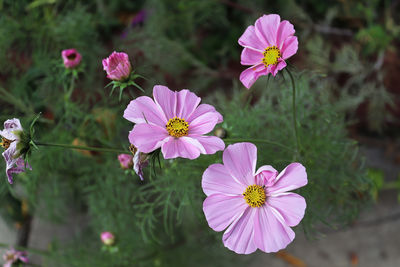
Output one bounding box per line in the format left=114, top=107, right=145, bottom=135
left=106, top=71, right=147, bottom=101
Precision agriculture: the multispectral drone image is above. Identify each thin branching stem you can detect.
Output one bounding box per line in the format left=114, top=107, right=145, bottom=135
left=285, top=69, right=301, bottom=156
left=35, top=142, right=127, bottom=154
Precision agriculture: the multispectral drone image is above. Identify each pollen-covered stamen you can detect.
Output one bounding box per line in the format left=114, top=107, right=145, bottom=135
left=262, top=45, right=281, bottom=67
left=166, top=117, right=189, bottom=138
left=243, top=184, right=266, bottom=208
left=129, top=144, right=138, bottom=155
left=0, top=137, right=13, bottom=150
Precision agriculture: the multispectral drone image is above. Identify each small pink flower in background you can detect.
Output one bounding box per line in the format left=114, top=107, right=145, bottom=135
left=102, top=51, right=132, bottom=81
left=118, top=154, right=133, bottom=169
left=202, top=142, right=307, bottom=254
left=239, top=14, right=298, bottom=89
left=2, top=248, right=28, bottom=267
left=124, top=85, right=225, bottom=160
left=61, top=48, right=82, bottom=69
left=100, top=232, right=115, bottom=246
left=1, top=119, right=31, bottom=184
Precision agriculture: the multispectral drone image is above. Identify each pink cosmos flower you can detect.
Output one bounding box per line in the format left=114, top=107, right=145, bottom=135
left=2, top=248, right=28, bottom=267
left=101, top=232, right=115, bottom=246
left=118, top=154, right=133, bottom=169
left=124, top=85, right=225, bottom=160
left=102, top=51, right=132, bottom=81
left=239, top=14, right=298, bottom=89
left=202, top=142, right=307, bottom=254
left=61, top=48, right=82, bottom=69
left=1, top=119, right=31, bottom=184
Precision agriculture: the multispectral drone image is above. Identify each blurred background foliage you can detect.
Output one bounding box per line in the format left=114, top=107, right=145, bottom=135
left=0, top=0, right=399, bottom=266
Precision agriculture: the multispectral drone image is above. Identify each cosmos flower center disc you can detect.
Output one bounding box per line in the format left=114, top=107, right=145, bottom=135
left=0, top=137, right=13, bottom=150
left=166, top=117, right=189, bottom=138
left=243, top=184, right=266, bottom=208
left=262, top=46, right=281, bottom=67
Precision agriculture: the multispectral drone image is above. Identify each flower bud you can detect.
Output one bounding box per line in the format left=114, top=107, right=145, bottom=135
left=100, top=232, right=115, bottom=246
left=61, top=49, right=82, bottom=69
left=118, top=154, right=133, bottom=169
left=102, top=51, right=132, bottom=81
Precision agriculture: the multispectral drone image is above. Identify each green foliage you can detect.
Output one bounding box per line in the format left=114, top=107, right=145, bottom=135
left=0, top=0, right=393, bottom=266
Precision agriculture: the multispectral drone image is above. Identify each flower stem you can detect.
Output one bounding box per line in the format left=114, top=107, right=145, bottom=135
left=35, top=142, right=127, bottom=154
left=224, top=138, right=294, bottom=152
left=65, top=73, right=75, bottom=100
left=285, top=69, right=301, bottom=156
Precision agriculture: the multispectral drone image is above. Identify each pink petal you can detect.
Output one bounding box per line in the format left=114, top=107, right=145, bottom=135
left=153, top=85, right=176, bottom=119
left=281, top=36, right=298, bottom=59
left=188, top=112, right=219, bottom=135
left=222, top=207, right=257, bottom=254
left=270, top=60, right=287, bottom=76
left=176, top=89, right=201, bottom=119
left=239, top=63, right=266, bottom=89
left=254, top=14, right=281, bottom=47
left=255, top=165, right=278, bottom=187
left=241, top=47, right=263, bottom=66
left=187, top=104, right=223, bottom=124
left=268, top=163, right=308, bottom=195
left=202, top=163, right=245, bottom=196
left=123, top=96, right=167, bottom=127
left=129, top=124, right=168, bottom=153
left=1, top=118, right=22, bottom=140
left=238, top=25, right=266, bottom=51
left=192, top=136, right=225, bottom=155
left=267, top=193, right=306, bottom=227
left=222, top=142, right=257, bottom=186
left=161, top=137, right=204, bottom=159
left=203, top=194, right=247, bottom=232
left=276, top=20, right=295, bottom=48
left=254, top=204, right=295, bottom=253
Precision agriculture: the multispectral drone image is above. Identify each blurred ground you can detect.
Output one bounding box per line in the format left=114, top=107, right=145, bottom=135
left=1, top=141, right=400, bottom=266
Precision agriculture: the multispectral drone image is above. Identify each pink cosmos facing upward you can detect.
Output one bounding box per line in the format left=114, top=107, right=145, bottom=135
left=61, top=49, right=82, bottom=69
left=239, top=14, right=298, bottom=89
left=2, top=248, right=28, bottom=267
left=1, top=119, right=31, bottom=184
left=124, top=85, right=225, bottom=160
left=102, top=51, right=132, bottom=81
left=202, top=142, right=307, bottom=254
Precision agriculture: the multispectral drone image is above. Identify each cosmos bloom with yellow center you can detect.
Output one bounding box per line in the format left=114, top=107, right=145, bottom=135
left=123, top=85, right=225, bottom=160
left=238, top=14, right=299, bottom=89
left=202, top=142, right=307, bottom=254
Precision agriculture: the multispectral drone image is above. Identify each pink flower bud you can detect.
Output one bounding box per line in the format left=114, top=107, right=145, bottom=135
left=118, top=154, right=133, bottom=169
left=102, top=51, right=132, bottom=81
left=100, top=232, right=115, bottom=246
left=61, top=49, right=82, bottom=69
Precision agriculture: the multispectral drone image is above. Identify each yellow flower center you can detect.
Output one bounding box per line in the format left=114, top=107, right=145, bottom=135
left=0, top=137, right=13, bottom=150
left=166, top=117, right=189, bottom=138
left=243, top=185, right=266, bottom=208
left=262, top=46, right=281, bottom=67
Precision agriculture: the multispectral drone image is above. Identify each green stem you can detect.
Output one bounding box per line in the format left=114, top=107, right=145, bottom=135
left=285, top=69, right=301, bottom=156
left=224, top=138, right=294, bottom=152
left=65, top=73, right=75, bottom=100
left=35, top=142, right=127, bottom=154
